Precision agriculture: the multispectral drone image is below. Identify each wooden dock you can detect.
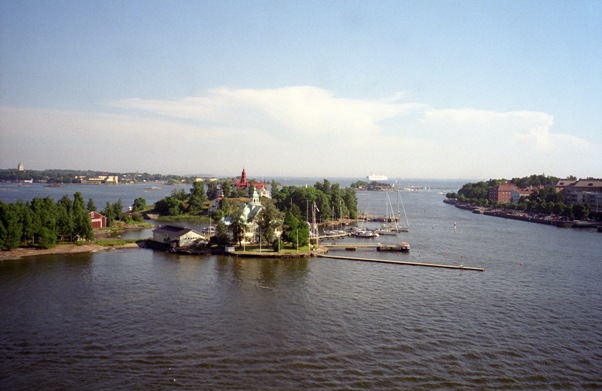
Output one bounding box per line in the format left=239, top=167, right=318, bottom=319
left=322, top=243, right=383, bottom=251
left=317, top=254, right=484, bottom=271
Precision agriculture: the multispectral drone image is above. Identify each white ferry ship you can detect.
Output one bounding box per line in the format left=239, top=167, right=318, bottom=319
left=367, top=173, right=388, bottom=181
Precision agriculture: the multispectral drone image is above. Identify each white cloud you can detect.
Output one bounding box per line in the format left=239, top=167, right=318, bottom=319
left=1, top=87, right=600, bottom=179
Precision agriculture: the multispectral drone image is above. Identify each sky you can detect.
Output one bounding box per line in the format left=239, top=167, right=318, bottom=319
left=1, top=0, right=601, bottom=180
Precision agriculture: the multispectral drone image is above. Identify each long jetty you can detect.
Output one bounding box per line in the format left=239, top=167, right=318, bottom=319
left=323, top=243, right=381, bottom=250
left=317, top=254, right=484, bottom=272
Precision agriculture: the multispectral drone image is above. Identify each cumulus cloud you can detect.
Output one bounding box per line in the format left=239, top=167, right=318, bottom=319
left=112, top=86, right=424, bottom=144
left=1, top=86, right=599, bottom=178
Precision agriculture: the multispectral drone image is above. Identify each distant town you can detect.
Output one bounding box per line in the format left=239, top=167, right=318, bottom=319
left=2, top=163, right=213, bottom=185
left=444, top=175, right=602, bottom=227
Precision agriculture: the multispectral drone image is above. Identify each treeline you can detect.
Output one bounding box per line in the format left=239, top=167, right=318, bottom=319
left=0, top=168, right=192, bottom=184
left=446, top=174, right=593, bottom=220
left=0, top=192, right=93, bottom=250
left=154, top=179, right=359, bottom=223
left=273, top=179, right=358, bottom=222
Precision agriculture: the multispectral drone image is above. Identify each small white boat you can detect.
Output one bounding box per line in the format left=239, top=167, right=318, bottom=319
left=352, top=230, right=379, bottom=238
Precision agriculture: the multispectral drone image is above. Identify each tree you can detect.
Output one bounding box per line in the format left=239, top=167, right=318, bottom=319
left=18, top=201, right=36, bottom=246
left=56, top=195, right=74, bottom=241
left=102, top=201, right=115, bottom=227
left=282, top=210, right=309, bottom=248
left=573, top=203, right=590, bottom=220
left=343, top=188, right=358, bottom=219
left=221, top=179, right=232, bottom=198
left=270, top=179, right=280, bottom=199
left=112, top=199, right=125, bottom=221
left=0, top=202, right=22, bottom=250
left=229, top=207, right=246, bottom=246
left=73, top=192, right=93, bottom=241
left=132, top=197, right=147, bottom=212
left=154, top=196, right=182, bottom=216
left=315, top=191, right=331, bottom=221
left=31, top=197, right=57, bottom=247
left=257, top=199, right=284, bottom=245
left=206, top=180, right=219, bottom=200
left=189, top=182, right=207, bottom=213
left=214, top=220, right=230, bottom=246
left=220, top=197, right=232, bottom=217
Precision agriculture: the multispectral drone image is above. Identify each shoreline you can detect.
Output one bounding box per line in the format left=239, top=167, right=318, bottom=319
left=0, top=242, right=140, bottom=262
left=447, top=200, right=602, bottom=229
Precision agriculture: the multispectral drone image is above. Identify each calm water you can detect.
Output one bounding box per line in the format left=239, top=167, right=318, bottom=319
left=1, top=183, right=601, bottom=390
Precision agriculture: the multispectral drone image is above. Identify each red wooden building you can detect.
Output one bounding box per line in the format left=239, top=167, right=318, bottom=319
left=89, top=211, right=107, bottom=229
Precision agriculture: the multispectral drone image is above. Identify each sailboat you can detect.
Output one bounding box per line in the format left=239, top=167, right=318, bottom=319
left=376, top=191, right=409, bottom=235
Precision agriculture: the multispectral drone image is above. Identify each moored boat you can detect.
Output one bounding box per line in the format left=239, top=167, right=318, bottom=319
left=351, top=230, right=380, bottom=238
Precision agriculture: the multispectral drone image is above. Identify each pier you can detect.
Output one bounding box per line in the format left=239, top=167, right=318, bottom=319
left=317, top=254, right=484, bottom=271
left=322, top=242, right=381, bottom=250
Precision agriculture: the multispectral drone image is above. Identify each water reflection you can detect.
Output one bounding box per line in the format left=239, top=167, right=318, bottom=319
left=214, top=256, right=310, bottom=288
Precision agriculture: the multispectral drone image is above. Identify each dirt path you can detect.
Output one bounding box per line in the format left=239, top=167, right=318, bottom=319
left=0, top=243, right=140, bottom=262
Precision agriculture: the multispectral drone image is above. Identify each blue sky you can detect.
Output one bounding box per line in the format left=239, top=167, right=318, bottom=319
left=1, top=0, right=600, bottom=179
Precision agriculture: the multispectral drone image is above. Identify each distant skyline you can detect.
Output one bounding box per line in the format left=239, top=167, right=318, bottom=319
left=1, top=1, right=601, bottom=179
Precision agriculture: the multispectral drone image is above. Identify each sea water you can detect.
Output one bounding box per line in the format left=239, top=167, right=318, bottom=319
left=1, top=182, right=601, bottom=389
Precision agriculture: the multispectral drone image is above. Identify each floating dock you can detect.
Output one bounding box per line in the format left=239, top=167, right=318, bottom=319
left=317, top=254, right=484, bottom=271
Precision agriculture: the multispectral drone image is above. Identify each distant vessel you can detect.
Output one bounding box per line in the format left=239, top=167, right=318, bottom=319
left=367, top=173, right=388, bottom=181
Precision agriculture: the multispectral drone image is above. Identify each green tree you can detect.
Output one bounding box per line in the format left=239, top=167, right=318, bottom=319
left=212, top=209, right=224, bottom=221
left=206, top=180, right=219, bottom=200
left=229, top=207, right=246, bottom=245
left=112, top=199, right=125, bottom=221
left=220, top=197, right=232, bottom=217
left=573, top=203, right=590, bottom=220
left=73, top=192, right=93, bottom=240
left=154, top=194, right=184, bottom=216
left=258, top=199, right=284, bottom=245
left=343, top=188, right=358, bottom=219
left=132, top=197, right=147, bottom=212
left=221, top=179, right=232, bottom=198
left=214, top=220, right=230, bottom=246
left=282, top=210, right=309, bottom=248
left=315, top=191, right=331, bottom=221
left=189, top=182, right=207, bottom=213
left=102, top=201, right=115, bottom=227
left=18, top=201, right=35, bottom=245
left=270, top=179, right=280, bottom=199
left=31, top=197, right=57, bottom=247
left=0, top=202, right=23, bottom=250
left=87, top=198, right=97, bottom=212
left=56, top=195, right=74, bottom=241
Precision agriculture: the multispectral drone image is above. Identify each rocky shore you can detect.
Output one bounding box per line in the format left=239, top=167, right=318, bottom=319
left=446, top=200, right=602, bottom=230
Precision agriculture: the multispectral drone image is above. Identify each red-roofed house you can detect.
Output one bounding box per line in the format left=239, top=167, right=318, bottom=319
left=89, top=211, right=107, bottom=229
left=489, top=182, right=519, bottom=203
left=232, top=168, right=270, bottom=197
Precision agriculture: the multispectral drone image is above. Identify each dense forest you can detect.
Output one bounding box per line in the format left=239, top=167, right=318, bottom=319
left=0, top=191, right=148, bottom=250
left=0, top=192, right=93, bottom=250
